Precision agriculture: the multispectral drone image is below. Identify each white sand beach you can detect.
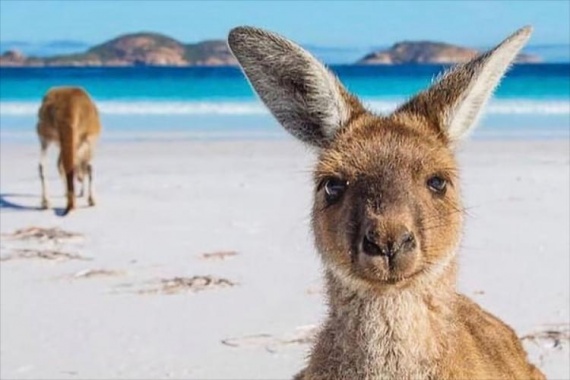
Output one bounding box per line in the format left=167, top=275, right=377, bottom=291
left=1, top=137, right=569, bottom=379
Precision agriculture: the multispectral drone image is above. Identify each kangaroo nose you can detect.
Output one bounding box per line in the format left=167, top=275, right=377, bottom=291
left=361, top=227, right=416, bottom=258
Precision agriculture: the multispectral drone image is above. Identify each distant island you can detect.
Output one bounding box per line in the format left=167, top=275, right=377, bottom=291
left=357, top=41, right=540, bottom=64
left=0, top=32, right=238, bottom=67
left=0, top=32, right=541, bottom=67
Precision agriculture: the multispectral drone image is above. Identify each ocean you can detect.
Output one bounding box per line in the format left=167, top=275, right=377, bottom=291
left=1, top=65, right=569, bottom=142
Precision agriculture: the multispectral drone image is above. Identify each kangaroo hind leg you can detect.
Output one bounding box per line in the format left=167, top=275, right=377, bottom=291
left=39, top=138, right=50, bottom=209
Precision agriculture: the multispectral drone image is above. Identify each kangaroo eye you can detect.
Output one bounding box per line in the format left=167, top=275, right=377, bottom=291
left=323, top=178, right=349, bottom=204
left=427, top=175, right=447, bottom=194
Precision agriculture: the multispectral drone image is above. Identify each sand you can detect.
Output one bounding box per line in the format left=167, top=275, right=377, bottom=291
left=1, top=137, right=569, bottom=379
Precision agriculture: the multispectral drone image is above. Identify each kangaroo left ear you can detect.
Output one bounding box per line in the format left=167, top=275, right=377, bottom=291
left=395, top=26, right=532, bottom=142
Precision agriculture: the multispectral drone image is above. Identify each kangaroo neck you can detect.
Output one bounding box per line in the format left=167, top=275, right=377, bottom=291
left=320, top=267, right=458, bottom=379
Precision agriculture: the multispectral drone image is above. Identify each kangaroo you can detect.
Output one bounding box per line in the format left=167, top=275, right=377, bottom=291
left=37, top=87, right=102, bottom=216
left=229, top=26, right=545, bottom=379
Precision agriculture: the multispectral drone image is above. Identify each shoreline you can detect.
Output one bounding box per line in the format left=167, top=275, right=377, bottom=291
left=1, top=127, right=569, bottom=144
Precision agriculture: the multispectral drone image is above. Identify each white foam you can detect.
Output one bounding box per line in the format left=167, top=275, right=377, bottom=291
left=364, top=100, right=570, bottom=115
left=0, top=101, right=268, bottom=116
left=0, top=99, right=568, bottom=116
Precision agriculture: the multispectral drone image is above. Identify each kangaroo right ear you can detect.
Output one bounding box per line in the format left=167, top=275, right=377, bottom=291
left=228, top=26, right=363, bottom=148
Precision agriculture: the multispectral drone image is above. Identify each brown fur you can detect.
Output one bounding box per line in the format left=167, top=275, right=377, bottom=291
left=228, top=26, right=544, bottom=379
left=37, top=86, right=101, bottom=215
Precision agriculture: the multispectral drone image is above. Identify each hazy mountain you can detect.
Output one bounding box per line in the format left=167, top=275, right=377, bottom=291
left=0, top=32, right=567, bottom=67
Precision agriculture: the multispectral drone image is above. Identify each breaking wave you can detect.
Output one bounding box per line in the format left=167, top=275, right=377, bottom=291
left=1, top=99, right=569, bottom=116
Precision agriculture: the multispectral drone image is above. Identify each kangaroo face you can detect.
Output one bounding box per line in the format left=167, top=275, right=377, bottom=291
left=313, top=116, right=462, bottom=287
left=229, top=25, right=531, bottom=290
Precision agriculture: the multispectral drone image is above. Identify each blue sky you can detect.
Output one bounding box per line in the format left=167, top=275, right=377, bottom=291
left=0, top=0, right=569, bottom=47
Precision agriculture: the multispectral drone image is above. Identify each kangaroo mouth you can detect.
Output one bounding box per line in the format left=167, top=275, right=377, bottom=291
left=351, top=255, right=424, bottom=286
left=383, top=268, right=425, bottom=284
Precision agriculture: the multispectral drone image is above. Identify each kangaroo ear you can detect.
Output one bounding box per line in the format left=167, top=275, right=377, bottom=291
left=396, top=26, right=532, bottom=142
left=228, top=26, right=363, bottom=148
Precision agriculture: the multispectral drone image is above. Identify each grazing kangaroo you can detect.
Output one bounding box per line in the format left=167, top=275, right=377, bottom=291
left=37, top=87, right=102, bottom=216
left=229, top=26, right=545, bottom=379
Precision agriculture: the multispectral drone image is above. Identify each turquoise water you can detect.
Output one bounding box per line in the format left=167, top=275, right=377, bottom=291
left=1, top=65, right=569, bottom=140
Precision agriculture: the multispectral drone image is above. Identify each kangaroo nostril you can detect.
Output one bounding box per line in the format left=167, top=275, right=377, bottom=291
left=362, top=232, right=382, bottom=256
left=399, top=231, right=416, bottom=252
left=402, top=232, right=413, bottom=244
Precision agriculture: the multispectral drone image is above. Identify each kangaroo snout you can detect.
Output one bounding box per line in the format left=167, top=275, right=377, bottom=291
left=355, top=212, right=420, bottom=282
left=361, top=224, right=416, bottom=259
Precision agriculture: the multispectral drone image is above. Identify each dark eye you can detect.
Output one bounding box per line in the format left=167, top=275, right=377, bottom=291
left=323, top=177, right=349, bottom=204
left=427, top=175, right=447, bottom=194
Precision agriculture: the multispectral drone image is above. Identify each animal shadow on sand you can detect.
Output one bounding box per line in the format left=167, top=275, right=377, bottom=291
left=0, top=193, right=43, bottom=212
left=0, top=193, right=90, bottom=216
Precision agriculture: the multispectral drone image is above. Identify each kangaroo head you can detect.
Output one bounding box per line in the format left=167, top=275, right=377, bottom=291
left=229, top=26, right=532, bottom=291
